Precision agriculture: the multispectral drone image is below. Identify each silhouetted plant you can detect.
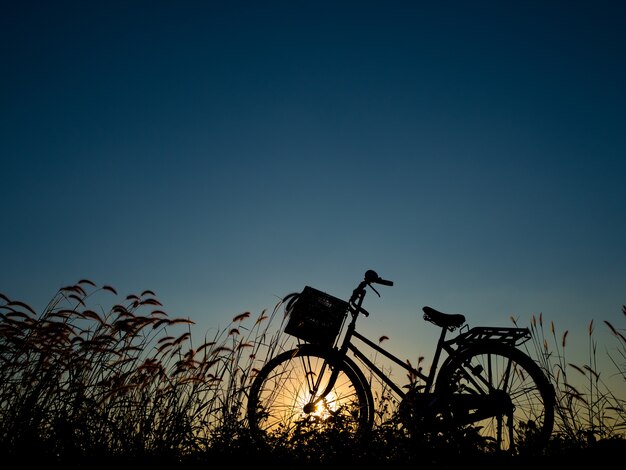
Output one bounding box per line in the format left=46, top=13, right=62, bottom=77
left=0, top=281, right=288, bottom=463
left=515, top=307, right=626, bottom=449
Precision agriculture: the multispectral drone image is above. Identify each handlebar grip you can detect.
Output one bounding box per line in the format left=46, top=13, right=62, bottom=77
left=377, top=278, right=394, bottom=286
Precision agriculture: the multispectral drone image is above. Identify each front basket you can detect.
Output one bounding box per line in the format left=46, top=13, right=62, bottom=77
left=284, top=286, right=349, bottom=346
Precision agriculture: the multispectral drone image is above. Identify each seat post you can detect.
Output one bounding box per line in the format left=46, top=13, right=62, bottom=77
left=425, top=326, right=449, bottom=392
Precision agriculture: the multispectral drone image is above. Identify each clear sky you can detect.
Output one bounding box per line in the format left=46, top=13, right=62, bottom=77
left=2, top=1, right=625, bottom=392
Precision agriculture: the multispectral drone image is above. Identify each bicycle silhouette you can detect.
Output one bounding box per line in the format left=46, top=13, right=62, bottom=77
left=247, top=270, right=555, bottom=453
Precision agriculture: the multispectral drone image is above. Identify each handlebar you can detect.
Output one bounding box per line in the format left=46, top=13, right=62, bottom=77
left=364, top=269, right=394, bottom=286
left=349, top=270, right=393, bottom=314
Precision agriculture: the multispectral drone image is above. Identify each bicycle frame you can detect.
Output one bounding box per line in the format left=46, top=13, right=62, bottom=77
left=308, top=276, right=531, bottom=407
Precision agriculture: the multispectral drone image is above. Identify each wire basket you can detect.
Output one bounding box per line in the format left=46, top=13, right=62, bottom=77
left=284, top=286, right=349, bottom=346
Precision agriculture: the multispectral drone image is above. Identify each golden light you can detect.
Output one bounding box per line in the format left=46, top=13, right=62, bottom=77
left=296, top=390, right=338, bottom=420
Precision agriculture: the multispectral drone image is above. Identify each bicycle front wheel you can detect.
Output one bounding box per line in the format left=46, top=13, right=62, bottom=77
left=435, top=342, right=555, bottom=454
left=246, top=344, right=373, bottom=448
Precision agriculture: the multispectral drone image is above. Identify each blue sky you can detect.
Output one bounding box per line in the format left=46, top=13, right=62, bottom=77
left=2, top=1, right=625, bottom=390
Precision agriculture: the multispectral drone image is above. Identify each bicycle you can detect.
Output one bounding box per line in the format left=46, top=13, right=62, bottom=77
left=246, top=269, right=555, bottom=454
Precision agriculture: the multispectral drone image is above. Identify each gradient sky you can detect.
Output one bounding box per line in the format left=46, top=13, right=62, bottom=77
left=2, top=1, right=625, bottom=391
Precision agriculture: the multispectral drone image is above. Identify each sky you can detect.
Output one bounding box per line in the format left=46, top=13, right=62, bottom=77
left=2, top=1, right=625, bottom=392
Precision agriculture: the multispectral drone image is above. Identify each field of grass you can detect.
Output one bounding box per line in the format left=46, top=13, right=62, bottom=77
left=1, top=281, right=624, bottom=468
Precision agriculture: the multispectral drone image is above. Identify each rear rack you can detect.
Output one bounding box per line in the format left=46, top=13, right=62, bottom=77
left=453, top=326, right=531, bottom=346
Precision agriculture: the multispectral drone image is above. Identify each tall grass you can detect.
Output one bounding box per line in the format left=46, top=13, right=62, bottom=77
left=0, top=281, right=291, bottom=464
left=514, top=306, right=626, bottom=450
left=1, top=282, right=624, bottom=466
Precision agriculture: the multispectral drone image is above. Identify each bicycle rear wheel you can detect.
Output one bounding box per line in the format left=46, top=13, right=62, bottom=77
left=246, top=344, right=374, bottom=448
left=435, top=342, right=555, bottom=454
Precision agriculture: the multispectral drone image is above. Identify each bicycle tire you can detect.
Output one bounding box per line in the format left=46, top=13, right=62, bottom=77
left=434, top=342, right=555, bottom=454
left=246, top=344, right=374, bottom=447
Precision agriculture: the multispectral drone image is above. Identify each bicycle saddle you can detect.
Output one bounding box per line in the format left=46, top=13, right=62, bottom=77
left=422, top=306, right=466, bottom=330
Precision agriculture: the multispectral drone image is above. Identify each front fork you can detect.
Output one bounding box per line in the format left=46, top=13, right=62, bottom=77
left=301, top=351, right=341, bottom=414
